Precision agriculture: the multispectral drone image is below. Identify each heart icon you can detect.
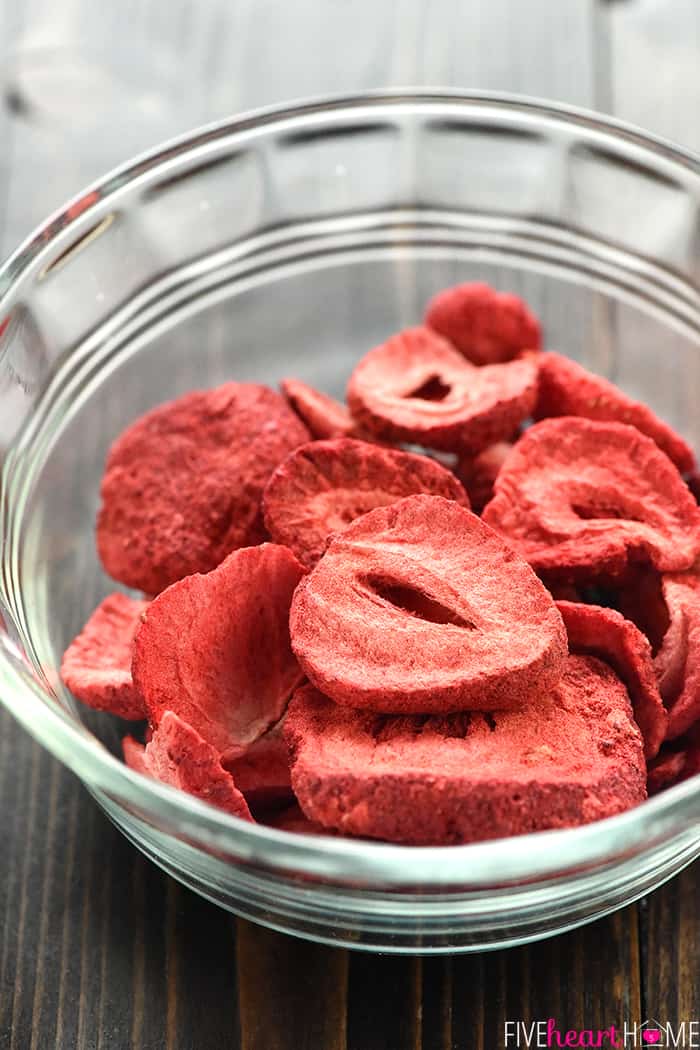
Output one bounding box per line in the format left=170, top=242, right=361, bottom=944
left=642, top=1032, right=661, bottom=1045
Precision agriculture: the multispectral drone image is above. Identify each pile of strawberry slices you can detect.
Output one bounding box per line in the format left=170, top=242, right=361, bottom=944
left=60, top=282, right=700, bottom=845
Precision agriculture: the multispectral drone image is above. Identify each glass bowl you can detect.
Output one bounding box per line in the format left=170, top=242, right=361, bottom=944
left=1, top=91, right=699, bottom=955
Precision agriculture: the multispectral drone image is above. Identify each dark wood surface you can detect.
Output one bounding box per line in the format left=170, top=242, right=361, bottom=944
left=1, top=2, right=699, bottom=1047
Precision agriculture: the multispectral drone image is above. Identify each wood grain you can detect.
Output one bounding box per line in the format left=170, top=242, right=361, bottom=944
left=641, top=868, right=700, bottom=1024
left=605, top=0, right=700, bottom=151
left=0, top=710, right=246, bottom=1050
left=236, top=922, right=347, bottom=1050
left=445, top=910, right=642, bottom=1048
left=347, top=954, right=422, bottom=1050
left=421, top=958, right=453, bottom=1050
left=0, top=2, right=699, bottom=1048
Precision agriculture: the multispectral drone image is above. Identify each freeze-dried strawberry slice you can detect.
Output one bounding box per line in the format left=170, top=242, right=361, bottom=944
left=281, top=378, right=356, bottom=439
left=482, top=419, right=700, bottom=579
left=61, top=593, right=148, bottom=720
left=97, top=383, right=309, bottom=594
left=346, top=327, right=537, bottom=453
left=548, top=567, right=673, bottom=653
left=263, top=802, right=333, bottom=836
left=221, top=717, right=292, bottom=808
left=133, top=544, right=305, bottom=752
left=535, top=352, right=695, bottom=473
left=263, top=438, right=469, bottom=568
left=121, top=720, right=254, bottom=819
left=137, top=712, right=253, bottom=820
left=456, top=441, right=513, bottom=513
left=654, top=574, right=700, bottom=740
left=122, top=735, right=150, bottom=775
left=555, top=600, right=667, bottom=759
left=614, top=566, right=671, bottom=653
left=647, top=750, right=686, bottom=794
left=647, top=729, right=700, bottom=794
left=290, top=494, right=566, bottom=713
left=285, top=659, right=646, bottom=844
left=654, top=578, right=691, bottom=709
left=424, top=282, right=542, bottom=365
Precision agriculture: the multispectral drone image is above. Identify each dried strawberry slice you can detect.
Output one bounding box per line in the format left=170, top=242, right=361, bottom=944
left=555, top=600, right=667, bottom=759
left=221, top=717, right=292, bottom=808
left=482, top=418, right=700, bottom=578
left=647, top=729, right=700, bottom=794
left=97, top=383, right=309, bottom=594
left=535, top=352, right=695, bottom=473
left=122, top=735, right=150, bottom=775
left=346, top=327, right=537, bottom=453
left=263, top=438, right=469, bottom=568
left=654, top=574, right=700, bottom=740
left=654, top=578, right=690, bottom=708
left=614, top=566, right=671, bottom=653
left=61, top=593, right=148, bottom=720
left=290, top=494, right=566, bottom=713
left=263, top=802, right=332, bottom=836
left=688, top=472, right=700, bottom=504
left=281, top=378, right=356, bottom=439
left=135, top=711, right=253, bottom=820
left=647, top=750, right=687, bottom=794
left=548, top=567, right=673, bottom=654
left=424, top=282, right=541, bottom=365
left=132, top=544, right=305, bottom=752
left=456, top=441, right=513, bottom=514
left=284, top=659, right=646, bottom=844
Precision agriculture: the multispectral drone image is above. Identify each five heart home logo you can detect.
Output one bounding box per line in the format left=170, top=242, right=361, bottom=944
left=638, top=1019, right=664, bottom=1046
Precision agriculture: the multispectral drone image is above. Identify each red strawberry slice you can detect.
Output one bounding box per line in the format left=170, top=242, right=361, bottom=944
left=483, top=418, right=700, bottom=579
left=133, top=544, right=305, bottom=752
left=285, top=657, right=646, bottom=844
left=98, top=383, right=309, bottom=594
left=61, top=593, right=148, bottom=720
left=263, top=438, right=468, bottom=568
left=290, top=494, right=566, bottom=713
left=424, top=282, right=541, bottom=365
left=347, top=327, right=537, bottom=453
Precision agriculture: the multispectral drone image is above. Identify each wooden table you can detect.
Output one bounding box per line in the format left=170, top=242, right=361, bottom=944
left=1, top=2, right=699, bottom=1046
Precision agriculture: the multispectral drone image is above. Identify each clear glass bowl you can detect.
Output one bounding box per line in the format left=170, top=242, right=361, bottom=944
left=1, top=92, right=699, bottom=954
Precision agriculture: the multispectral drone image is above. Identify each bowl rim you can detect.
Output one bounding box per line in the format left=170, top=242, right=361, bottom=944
left=1, top=89, right=699, bottom=889
left=2, top=85, right=699, bottom=300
